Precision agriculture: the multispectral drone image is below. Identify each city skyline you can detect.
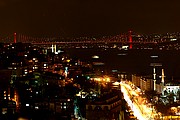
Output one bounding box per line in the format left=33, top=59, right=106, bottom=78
left=0, top=0, right=180, bottom=37
left=1, top=1, right=180, bottom=119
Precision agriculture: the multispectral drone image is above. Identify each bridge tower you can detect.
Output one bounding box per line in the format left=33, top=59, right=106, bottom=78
left=129, top=30, right=132, bottom=49
left=14, top=32, right=17, bottom=43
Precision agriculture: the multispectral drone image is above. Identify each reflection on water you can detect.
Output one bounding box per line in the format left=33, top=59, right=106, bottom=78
left=66, top=48, right=180, bottom=79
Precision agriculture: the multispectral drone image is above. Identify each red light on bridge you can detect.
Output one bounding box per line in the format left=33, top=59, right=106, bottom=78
left=14, top=32, right=17, bottom=43
left=129, top=31, right=132, bottom=49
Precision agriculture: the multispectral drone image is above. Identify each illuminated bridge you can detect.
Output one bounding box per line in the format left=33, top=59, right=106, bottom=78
left=0, top=32, right=157, bottom=44
left=1, top=32, right=179, bottom=49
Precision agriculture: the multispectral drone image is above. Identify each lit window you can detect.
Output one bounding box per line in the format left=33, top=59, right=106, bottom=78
left=8, top=67, right=12, bottom=69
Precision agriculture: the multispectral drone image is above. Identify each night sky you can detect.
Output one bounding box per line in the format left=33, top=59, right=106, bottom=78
left=0, top=0, right=180, bottom=37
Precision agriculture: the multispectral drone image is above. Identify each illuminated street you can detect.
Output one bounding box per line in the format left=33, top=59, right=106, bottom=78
left=120, top=81, right=159, bottom=120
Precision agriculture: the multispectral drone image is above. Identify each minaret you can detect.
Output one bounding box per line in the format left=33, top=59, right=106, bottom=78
left=52, top=44, right=54, bottom=53
left=150, top=63, right=162, bottom=91
left=161, top=69, right=165, bottom=95
left=52, top=44, right=57, bottom=53
left=161, top=69, right=165, bottom=84
left=54, top=44, right=57, bottom=53
left=153, top=66, right=156, bottom=91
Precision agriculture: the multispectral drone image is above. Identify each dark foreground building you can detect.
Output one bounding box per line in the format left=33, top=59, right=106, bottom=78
left=86, top=89, right=124, bottom=120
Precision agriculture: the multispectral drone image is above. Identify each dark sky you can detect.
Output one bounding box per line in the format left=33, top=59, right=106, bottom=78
left=0, top=0, right=180, bottom=37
